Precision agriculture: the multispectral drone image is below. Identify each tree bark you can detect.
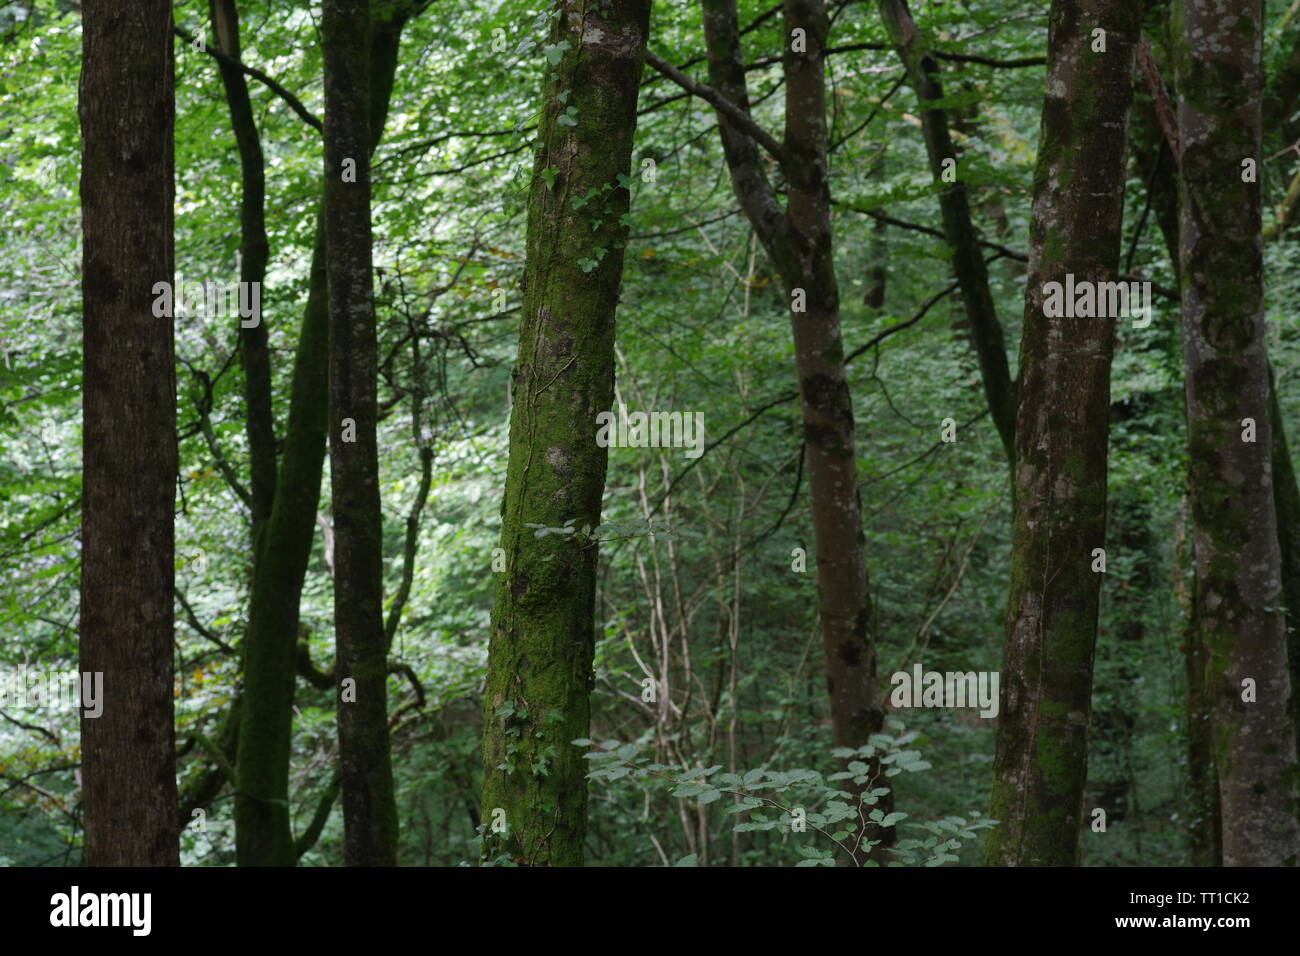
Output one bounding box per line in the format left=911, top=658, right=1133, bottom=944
left=78, top=0, right=180, bottom=866
left=877, top=0, right=1016, bottom=463
left=479, top=0, right=650, bottom=867
left=234, top=1, right=414, bottom=866
left=211, top=0, right=276, bottom=543
left=1126, top=17, right=1223, bottom=863
left=685, top=2, right=889, bottom=835
left=1174, top=0, right=1300, bottom=866
left=323, top=0, right=399, bottom=867
left=986, top=0, right=1139, bottom=866
left=778, top=0, right=888, bottom=770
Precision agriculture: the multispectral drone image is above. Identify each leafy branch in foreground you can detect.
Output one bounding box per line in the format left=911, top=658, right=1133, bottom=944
left=576, top=721, right=994, bottom=867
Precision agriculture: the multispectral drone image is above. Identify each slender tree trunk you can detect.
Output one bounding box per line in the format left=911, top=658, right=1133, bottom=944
left=877, top=0, right=1016, bottom=463
left=986, top=0, right=1139, bottom=866
left=234, top=217, right=329, bottom=866
left=78, top=0, right=180, bottom=866
left=235, top=3, right=414, bottom=866
left=480, top=0, right=650, bottom=867
left=862, top=214, right=887, bottom=310
left=1174, top=0, right=1299, bottom=866
left=211, top=0, right=276, bottom=543
left=175, top=0, right=268, bottom=831
left=1127, top=23, right=1223, bottom=863
left=779, top=0, right=888, bottom=781
left=1090, top=480, right=1154, bottom=841
left=323, top=0, right=399, bottom=867
left=687, top=1, right=889, bottom=835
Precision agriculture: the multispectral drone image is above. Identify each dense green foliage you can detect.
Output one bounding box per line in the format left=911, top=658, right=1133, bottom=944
left=2, top=0, right=1298, bottom=866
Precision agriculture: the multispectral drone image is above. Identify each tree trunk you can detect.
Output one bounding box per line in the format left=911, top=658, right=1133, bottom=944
left=234, top=2, right=414, bottom=866
left=176, top=0, right=269, bottom=834
left=211, top=0, right=276, bottom=543
left=479, top=0, right=650, bottom=867
left=877, top=0, right=1016, bottom=463
left=986, top=0, right=1139, bottom=866
left=1174, top=0, right=1300, bottom=866
left=779, top=1, right=890, bottom=801
left=323, top=0, right=399, bottom=867
left=687, top=2, right=889, bottom=843
left=1126, top=23, right=1223, bottom=863
left=78, top=0, right=180, bottom=866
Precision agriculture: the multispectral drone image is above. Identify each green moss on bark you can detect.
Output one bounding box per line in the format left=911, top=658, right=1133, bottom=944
left=479, top=0, right=651, bottom=868
left=1175, top=0, right=1299, bottom=867
left=234, top=6, right=413, bottom=867
left=986, top=0, right=1139, bottom=867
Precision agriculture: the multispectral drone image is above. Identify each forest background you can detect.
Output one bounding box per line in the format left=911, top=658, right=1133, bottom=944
left=2, top=0, right=1299, bottom=866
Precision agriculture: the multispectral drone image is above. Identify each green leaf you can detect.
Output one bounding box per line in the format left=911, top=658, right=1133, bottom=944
left=542, top=40, right=570, bottom=65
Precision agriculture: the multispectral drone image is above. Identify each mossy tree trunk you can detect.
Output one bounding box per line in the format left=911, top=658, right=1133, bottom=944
left=1127, top=17, right=1223, bottom=863
left=235, top=1, right=415, bottom=866
left=479, top=0, right=650, bottom=868
left=323, top=0, right=399, bottom=867
left=78, top=0, right=180, bottom=866
left=175, top=0, right=267, bottom=832
left=1174, top=0, right=1300, bottom=866
left=1147, top=0, right=1300, bottom=839
left=986, top=0, right=1139, bottom=866
left=234, top=216, right=330, bottom=867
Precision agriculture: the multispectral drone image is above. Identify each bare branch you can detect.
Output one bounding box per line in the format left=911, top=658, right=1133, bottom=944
left=643, top=50, right=787, bottom=164
left=174, top=25, right=323, bottom=132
